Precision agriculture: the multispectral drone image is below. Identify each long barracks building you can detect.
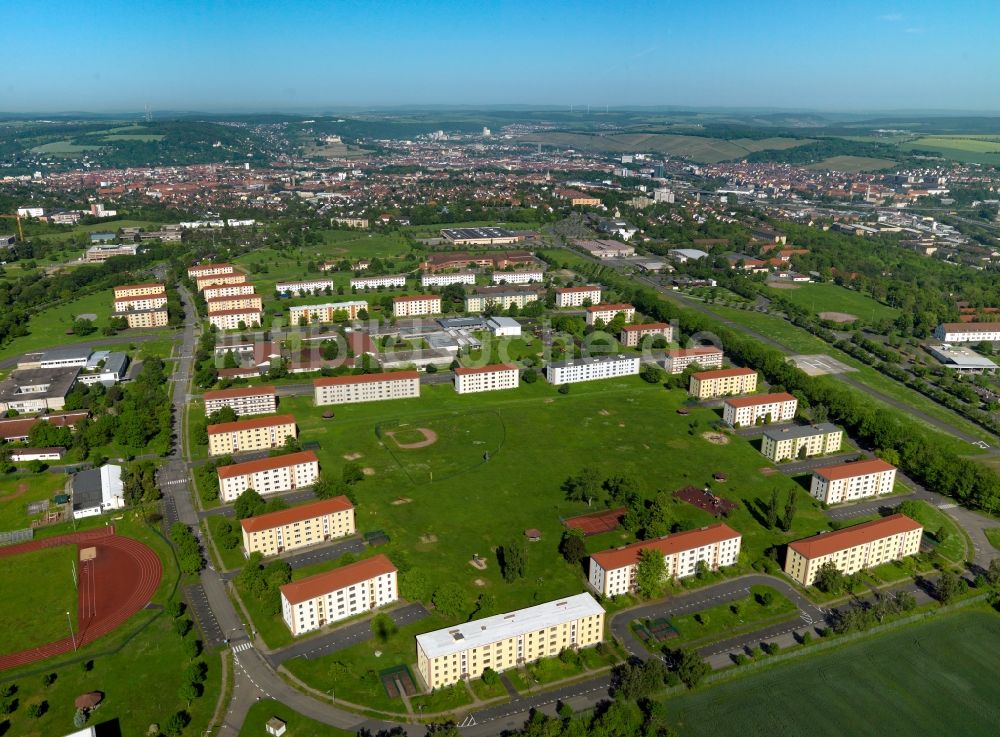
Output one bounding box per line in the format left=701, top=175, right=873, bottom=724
left=240, top=495, right=355, bottom=557
left=216, top=450, right=319, bottom=502
left=314, top=371, right=420, bottom=406
left=203, top=385, right=277, bottom=416
left=206, top=414, right=297, bottom=456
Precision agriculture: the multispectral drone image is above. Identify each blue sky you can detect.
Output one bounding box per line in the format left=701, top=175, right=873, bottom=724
left=3, top=0, right=998, bottom=112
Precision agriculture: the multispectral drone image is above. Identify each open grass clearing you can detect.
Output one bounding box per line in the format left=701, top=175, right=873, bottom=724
left=663, top=585, right=796, bottom=646
left=0, top=472, right=68, bottom=531
left=0, top=545, right=78, bottom=655
left=765, top=282, right=899, bottom=322
left=237, top=699, right=354, bottom=737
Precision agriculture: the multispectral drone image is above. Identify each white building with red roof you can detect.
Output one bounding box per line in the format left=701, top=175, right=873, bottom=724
left=722, top=392, right=797, bottom=427
left=809, top=458, right=897, bottom=504
left=453, top=364, right=519, bottom=394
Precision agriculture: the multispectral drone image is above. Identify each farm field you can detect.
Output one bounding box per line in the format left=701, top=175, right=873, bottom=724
left=517, top=132, right=810, bottom=163
left=765, top=282, right=899, bottom=322
left=667, top=610, right=1000, bottom=737
left=0, top=473, right=69, bottom=531
left=803, top=155, right=896, bottom=172
left=901, top=136, right=1000, bottom=166
left=0, top=545, right=78, bottom=654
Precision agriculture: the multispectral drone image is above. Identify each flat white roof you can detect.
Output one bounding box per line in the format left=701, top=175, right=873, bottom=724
left=487, top=316, right=521, bottom=327
left=416, top=593, right=603, bottom=659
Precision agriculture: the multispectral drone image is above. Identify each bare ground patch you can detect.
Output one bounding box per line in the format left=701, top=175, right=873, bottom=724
left=701, top=431, right=730, bottom=445
left=385, top=428, right=439, bottom=449
left=819, top=311, right=858, bottom=323
left=342, top=452, right=363, bottom=461
left=362, top=467, right=376, bottom=476
left=390, top=497, right=413, bottom=506
left=760, top=467, right=778, bottom=476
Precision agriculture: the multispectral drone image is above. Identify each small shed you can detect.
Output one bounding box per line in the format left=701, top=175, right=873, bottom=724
left=524, top=528, right=542, bottom=542
left=265, top=717, right=287, bottom=736
left=74, top=691, right=103, bottom=710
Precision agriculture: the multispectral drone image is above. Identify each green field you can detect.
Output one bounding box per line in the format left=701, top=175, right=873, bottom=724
left=0, top=545, right=78, bottom=654
left=766, top=282, right=899, bottom=322
left=0, top=473, right=69, bottom=531
left=804, top=155, right=896, bottom=172
left=667, top=610, right=1000, bottom=737
left=901, top=136, right=1000, bottom=166
left=665, top=585, right=796, bottom=646
left=237, top=699, right=354, bottom=737
left=30, top=141, right=102, bottom=154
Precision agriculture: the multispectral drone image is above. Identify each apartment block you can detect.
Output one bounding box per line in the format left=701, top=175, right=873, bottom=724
left=314, top=371, right=420, bottom=406
left=722, top=392, right=797, bottom=426
left=934, top=322, right=1000, bottom=343
left=421, top=272, right=476, bottom=288
left=351, top=275, right=407, bottom=290
left=113, top=283, right=165, bottom=299
left=620, top=322, right=672, bottom=347
left=588, top=523, right=742, bottom=597
left=203, top=385, right=277, bottom=417
left=491, top=270, right=543, bottom=285
left=206, top=414, right=297, bottom=456
left=206, top=294, right=263, bottom=314
left=809, top=458, right=897, bottom=505
left=114, top=293, right=167, bottom=313
left=196, top=273, right=248, bottom=291
left=188, top=263, right=235, bottom=279
left=416, top=593, right=605, bottom=689
left=217, top=450, right=319, bottom=502
left=203, top=283, right=257, bottom=300
left=662, top=346, right=724, bottom=374
left=241, top=496, right=356, bottom=557
left=125, top=309, right=169, bottom=329
left=784, top=514, right=923, bottom=586
left=208, top=309, right=263, bottom=331
left=688, top=367, right=758, bottom=399
left=555, top=285, right=602, bottom=308
left=586, top=303, right=635, bottom=326
left=289, top=301, right=367, bottom=324
left=275, top=279, right=334, bottom=296
left=453, top=364, right=519, bottom=394
left=545, top=355, right=640, bottom=385
left=761, top=423, right=843, bottom=462
left=393, top=295, right=441, bottom=317
left=280, top=555, right=398, bottom=636
left=464, top=286, right=541, bottom=313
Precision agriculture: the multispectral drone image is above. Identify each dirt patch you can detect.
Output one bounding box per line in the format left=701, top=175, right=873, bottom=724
left=819, top=311, right=858, bottom=323
left=473, top=578, right=487, bottom=587
left=362, top=467, right=376, bottom=476
left=469, top=556, right=487, bottom=570
left=544, top=398, right=555, bottom=404
left=0, top=482, right=30, bottom=502
left=618, top=422, right=625, bottom=428
left=390, top=497, right=412, bottom=506
left=342, top=452, right=363, bottom=461
left=598, top=409, right=611, bottom=416
left=701, top=431, right=730, bottom=445
left=419, top=534, right=438, bottom=544
left=759, top=467, right=777, bottom=476
left=385, top=428, right=439, bottom=449
left=767, top=282, right=800, bottom=290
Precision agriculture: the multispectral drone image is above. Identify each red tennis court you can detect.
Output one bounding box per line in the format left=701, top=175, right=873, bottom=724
left=564, top=507, right=626, bottom=536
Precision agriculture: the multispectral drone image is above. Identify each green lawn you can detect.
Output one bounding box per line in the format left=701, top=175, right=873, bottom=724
left=238, top=700, right=355, bottom=736
left=985, top=528, right=1000, bottom=551
left=0, top=473, right=69, bottom=530
left=896, top=500, right=967, bottom=562
left=662, top=585, right=796, bottom=646
left=766, top=282, right=899, bottom=322
left=205, top=514, right=247, bottom=571
left=666, top=609, right=1000, bottom=737
left=409, top=681, right=472, bottom=712
left=0, top=545, right=78, bottom=654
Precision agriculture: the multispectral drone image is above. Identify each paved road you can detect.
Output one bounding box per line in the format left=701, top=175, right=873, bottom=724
left=200, top=488, right=319, bottom=519
left=220, top=538, right=366, bottom=580
left=774, top=451, right=862, bottom=476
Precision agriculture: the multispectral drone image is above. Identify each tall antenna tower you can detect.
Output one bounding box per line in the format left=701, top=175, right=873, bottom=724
left=144, top=104, right=153, bottom=122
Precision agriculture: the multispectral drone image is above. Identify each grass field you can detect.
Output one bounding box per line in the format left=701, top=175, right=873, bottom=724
left=0, top=473, right=68, bottom=530
left=901, top=136, right=1000, bottom=166
left=985, top=528, right=1000, bottom=551
left=667, top=610, right=1000, bottom=737
left=237, top=699, right=354, bottom=737
left=766, top=282, right=899, bottom=322
left=30, top=141, right=102, bottom=154
left=0, top=545, right=78, bottom=655
left=804, top=155, right=896, bottom=172
left=665, top=585, right=796, bottom=646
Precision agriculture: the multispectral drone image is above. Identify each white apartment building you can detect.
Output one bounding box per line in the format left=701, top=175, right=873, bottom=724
left=241, top=495, right=356, bottom=557
left=453, top=364, right=519, bottom=394
left=722, top=392, right=797, bottom=426
left=208, top=309, right=263, bottom=331
left=275, top=279, right=334, bottom=296
left=662, top=347, right=724, bottom=374
left=203, top=385, right=277, bottom=417
left=491, top=270, right=544, bottom=285
left=206, top=414, right=297, bottom=456
left=585, top=303, right=635, bottom=326
left=113, top=283, right=165, bottom=299
left=688, top=367, right=758, bottom=399
left=314, top=371, right=420, bottom=406
left=203, top=283, right=257, bottom=300
left=289, top=301, right=367, bottom=324
left=393, top=295, right=441, bottom=317
left=188, top=263, right=235, bottom=279
left=216, top=450, right=320, bottom=502
left=421, top=272, right=476, bottom=288
left=416, top=594, right=605, bottom=689
left=555, top=286, right=602, bottom=308
left=809, top=458, right=897, bottom=505
left=620, top=322, right=672, bottom=347
left=206, top=295, right=263, bottom=314
left=280, top=554, right=398, bottom=636
left=588, top=523, right=742, bottom=597
left=196, top=274, right=248, bottom=291
left=464, top=288, right=541, bottom=313
left=351, top=275, right=407, bottom=290
left=934, top=322, right=1000, bottom=343
left=784, top=514, right=923, bottom=586
left=545, top=355, right=640, bottom=385
left=761, top=423, right=843, bottom=462
left=125, top=310, right=169, bottom=329
left=114, top=294, right=167, bottom=313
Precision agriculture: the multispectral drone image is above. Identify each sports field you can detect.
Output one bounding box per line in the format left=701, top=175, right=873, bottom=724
left=0, top=545, right=77, bottom=654
left=766, top=282, right=899, bottom=322
left=668, top=610, right=1000, bottom=737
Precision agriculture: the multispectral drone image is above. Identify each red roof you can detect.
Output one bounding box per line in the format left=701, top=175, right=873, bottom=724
left=621, top=322, right=669, bottom=332
left=666, top=346, right=723, bottom=358
left=813, top=458, right=896, bottom=481
left=280, top=554, right=396, bottom=605
left=788, top=514, right=921, bottom=559
left=314, top=371, right=419, bottom=387
left=692, top=367, right=756, bottom=380
left=206, top=294, right=259, bottom=303
left=114, top=293, right=165, bottom=303
left=393, top=294, right=439, bottom=303
left=587, top=303, right=634, bottom=312
left=189, top=263, right=234, bottom=273
left=556, top=286, right=601, bottom=294
left=203, top=385, right=275, bottom=401
left=217, top=367, right=259, bottom=378
left=206, top=414, right=296, bottom=435
left=938, top=322, right=1000, bottom=332
left=723, top=392, right=796, bottom=407
left=453, top=363, right=517, bottom=375
left=0, top=411, right=89, bottom=440
left=590, top=523, right=741, bottom=571
left=208, top=308, right=262, bottom=317
left=241, top=496, right=354, bottom=533
left=217, top=450, right=317, bottom=479
left=116, top=282, right=165, bottom=291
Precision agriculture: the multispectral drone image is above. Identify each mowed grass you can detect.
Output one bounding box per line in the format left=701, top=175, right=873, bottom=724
left=766, top=282, right=899, bottom=322
left=667, top=610, right=1000, bottom=737
left=237, top=700, right=355, bottom=737
left=0, top=473, right=68, bottom=530
left=901, top=136, right=1000, bottom=166
left=0, top=545, right=78, bottom=654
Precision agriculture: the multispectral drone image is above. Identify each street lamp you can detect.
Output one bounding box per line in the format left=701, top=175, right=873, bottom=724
left=66, top=610, right=77, bottom=651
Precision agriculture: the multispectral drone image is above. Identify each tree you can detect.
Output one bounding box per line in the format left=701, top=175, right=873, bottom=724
left=559, top=530, right=587, bottom=566
left=184, top=638, right=202, bottom=660
left=74, top=708, right=88, bottom=728
left=498, top=540, right=526, bottom=582
left=522, top=367, right=538, bottom=384
left=936, top=570, right=962, bottom=605
left=814, top=561, right=844, bottom=593
left=765, top=488, right=780, bottom=529
left=481, top=667, right=499, bottom=686
left=41, top=673, right=56, bottom=687
left=72, top=318, right=96, bottom=336
left=780, top=490, right=798, bottom=532
left=431, top=582, right=466, bottom=618
left=27, top=701, right=46, bottom=718
left=635, top=548, right=666, bottom=598
left=372, top=612, right=397, bottom=643
left=233, top=488, right=266, bottom=519
left=163, top=710, right=191, bottom=737
left=639, top=363, right=665, bottom=384
left=562, top=467, right=602, bottom=506
left=558, top=384, right=570, bottom=395
left=342, top=462, right=365, bottom=485
left=178, top=680, right=200, bottom=706
left=676, top=648, right=709, bottom=688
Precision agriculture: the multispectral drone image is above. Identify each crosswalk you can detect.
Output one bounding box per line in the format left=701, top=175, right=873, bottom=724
left=232, top=641, right=254, bottom=653
left=457, top=715, right=477, bottom=728
left=163, top=479, right=187, bottom=486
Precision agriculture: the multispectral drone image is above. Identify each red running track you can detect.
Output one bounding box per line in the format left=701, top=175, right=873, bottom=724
left=0, top=526, right=163, bottom=671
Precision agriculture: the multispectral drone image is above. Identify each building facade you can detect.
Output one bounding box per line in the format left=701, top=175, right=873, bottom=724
left=421, top=272, right=476, bottom=288
left=784, top=514, right=923, bottom=586
left=585, top=303, right=635, bottom=326
left=662, top=347, right=724, bottom=374
left=934, top=322, right=1000, bottom=343
left=206, top=295, right=263, bottom=314
left=208, top=309, right=263, bottom=331
left=351, top=275, right=407, bottom=290
left=688, top=367, right=758, bottom=399
left=545, top=355, right=640, bottom=385
left=555, top=286, right=602, bottom=308
left=113, top=283, right=165, bottom=299
left=241, top=496, right=356, bottom=557
left=217, top=450, right=320, bottom=502
left=491, top=270, right=543, bottom=285
left=114, top=294, right=167, bottom=313
left=125, top=309, right=169, bottom=329
left=588, top=523, right=742, bottom=597
left=416, top=594, right=605, bottom=689
left=761, top=423, right=843, bottom=462
left=196, top=273, right=248, bottom=291
left=314, top=371, right=420, bottom=406
left=204, top=386, right=277, bottom=417
left=393, top=295, right=442, bottom=317
left=206, top=414, right=297, bottom=456
left=620, top=323, right=672, bottom=347
left=809, top=458, right=897, bottom=504
left=275, top=279, right=334, bottom=296
left=464, top=286, right=541, bottom=312
left=188, top=263, right=235, bottom=279
left=288, top=301, right=367, bottom=324
left=722, top=392, right=797, bottom=426
left=280, top=555, right=398, bottom=636
left=203, top=283, right=257, bottom=300
left=453, top=364, right=519, bottom=394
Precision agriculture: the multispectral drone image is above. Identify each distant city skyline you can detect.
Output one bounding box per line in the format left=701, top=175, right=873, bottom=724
left=3, top=0, right=998, bottom=113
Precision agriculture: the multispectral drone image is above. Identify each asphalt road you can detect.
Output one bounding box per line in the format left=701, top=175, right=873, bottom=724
left=220, top=537, right=366, bottom=581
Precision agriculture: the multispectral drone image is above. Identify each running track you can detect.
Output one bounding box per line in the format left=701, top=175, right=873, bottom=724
left=0, top=527, right=162, bottom=670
